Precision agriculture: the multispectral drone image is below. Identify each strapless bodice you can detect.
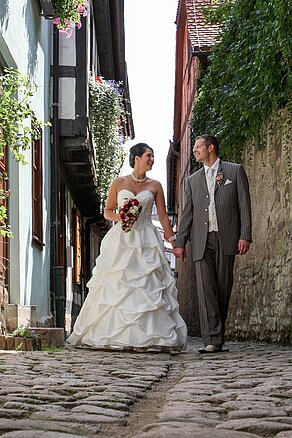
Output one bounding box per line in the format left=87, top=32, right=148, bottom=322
left=118, top=189, right=154, bottom=229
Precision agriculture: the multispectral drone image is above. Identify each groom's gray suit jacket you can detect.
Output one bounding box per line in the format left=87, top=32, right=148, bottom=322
left=176, top=160, right=252, bottom=261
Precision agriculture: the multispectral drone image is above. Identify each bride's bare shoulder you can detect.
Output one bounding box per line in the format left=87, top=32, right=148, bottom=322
left=148, top=178, right=162, bottom=189
left=145, top=178, right=163, bottom=197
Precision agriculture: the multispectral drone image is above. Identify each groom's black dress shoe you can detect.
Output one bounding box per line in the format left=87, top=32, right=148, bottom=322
left=198, top=344, right=227, bottom=354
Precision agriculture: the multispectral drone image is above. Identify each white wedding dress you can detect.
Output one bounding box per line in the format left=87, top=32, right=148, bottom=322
left=66, top=189, right=188, bottom=351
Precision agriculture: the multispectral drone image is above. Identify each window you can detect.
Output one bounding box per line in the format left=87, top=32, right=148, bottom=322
left=73, top=208, right=82, bottom=284
left=32, top=132, right=44, bottom=250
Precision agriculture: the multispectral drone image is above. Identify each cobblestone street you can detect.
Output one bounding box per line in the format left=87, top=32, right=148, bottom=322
left=0, top=338, right=291, bottom=438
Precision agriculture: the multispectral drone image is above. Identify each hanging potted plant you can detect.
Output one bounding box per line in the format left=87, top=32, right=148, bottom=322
left=52, top=0, right=88, bottom=38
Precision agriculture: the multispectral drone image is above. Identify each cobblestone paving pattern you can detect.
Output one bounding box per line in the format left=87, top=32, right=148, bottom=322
left=0, top=337, right=291, bottom=438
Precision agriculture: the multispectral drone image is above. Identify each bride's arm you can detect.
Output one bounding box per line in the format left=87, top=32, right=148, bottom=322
left=104, top=179, right=121, bottom=222
left=155, top=182, right=176, bottom=247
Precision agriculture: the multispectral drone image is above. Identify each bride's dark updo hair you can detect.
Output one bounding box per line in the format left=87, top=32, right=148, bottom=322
left=129, top=143, right=153, bottom=168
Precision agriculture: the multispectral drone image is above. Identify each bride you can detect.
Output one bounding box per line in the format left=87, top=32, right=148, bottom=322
left=66, top=143, right=188, bottom=352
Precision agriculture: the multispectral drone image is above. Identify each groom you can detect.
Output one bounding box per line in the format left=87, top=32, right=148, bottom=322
left=173, top=134, right=252, bottom=353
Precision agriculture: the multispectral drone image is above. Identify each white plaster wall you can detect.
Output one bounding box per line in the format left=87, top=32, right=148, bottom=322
left=0, top=0, right=52, bottom=321
left=59, top=26, right=76, bottom=121
left=59, top=27, right=76, bottom=66
left=59, top=77, right=76, bottom=119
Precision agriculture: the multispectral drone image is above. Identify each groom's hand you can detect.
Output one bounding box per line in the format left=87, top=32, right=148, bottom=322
left=238, top=239, right=250, bottom=255
left=173, top=247, right=186, bottom=261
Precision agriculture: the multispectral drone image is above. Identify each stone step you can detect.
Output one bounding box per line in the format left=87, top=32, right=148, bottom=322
left=0, top=328, right=64, bottom=351
left=29, top=327, right=65, bottom=348
left=0, top=335, right=41, bottom=351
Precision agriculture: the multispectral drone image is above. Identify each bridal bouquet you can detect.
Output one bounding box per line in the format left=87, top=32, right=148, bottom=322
left=119, top=198, right=142, bottom=232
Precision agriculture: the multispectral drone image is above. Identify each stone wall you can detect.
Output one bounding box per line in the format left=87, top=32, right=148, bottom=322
left=226, top=109, right=292, bottom=344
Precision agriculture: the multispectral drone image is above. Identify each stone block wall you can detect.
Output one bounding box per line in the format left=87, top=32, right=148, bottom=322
left=226, top=109, right=292, bottom=344
left=3, top=304, right=37, bottom=333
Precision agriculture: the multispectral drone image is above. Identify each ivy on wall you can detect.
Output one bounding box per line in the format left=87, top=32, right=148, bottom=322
left=89, top=76, right=127, bottom=212
left=0, top=68, right=48, bottom=237
left=191, top=0, right=292, bottom=165
left=0, top=68, right=42, bottom=164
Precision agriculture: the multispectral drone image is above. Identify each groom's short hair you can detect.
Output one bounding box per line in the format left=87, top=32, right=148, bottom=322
left=196, top=134, right=220, bottom=155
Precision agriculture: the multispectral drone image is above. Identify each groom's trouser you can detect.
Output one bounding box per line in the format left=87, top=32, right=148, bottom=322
left=195, top=231, right=235, bottom=347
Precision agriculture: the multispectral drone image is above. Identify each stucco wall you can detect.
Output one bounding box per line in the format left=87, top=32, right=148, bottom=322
left=0, top=0, right=52, bottom=321
left=226, top=109, right=292, bottom=344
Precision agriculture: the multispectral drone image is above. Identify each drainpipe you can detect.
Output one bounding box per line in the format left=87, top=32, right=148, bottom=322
left=51, top=25, right=65, bottom=328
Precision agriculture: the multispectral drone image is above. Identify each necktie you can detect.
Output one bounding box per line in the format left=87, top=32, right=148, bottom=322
left=206, top=168, right=215, bottom=193
left=206, top=168, right=218, bottom=231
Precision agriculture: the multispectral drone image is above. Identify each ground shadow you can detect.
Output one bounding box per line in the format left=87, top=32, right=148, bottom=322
left=24, top=1, right=40, bottom=79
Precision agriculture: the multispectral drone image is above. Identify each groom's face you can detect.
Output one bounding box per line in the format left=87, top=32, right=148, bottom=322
left=193, top=139, right=210, bottom=163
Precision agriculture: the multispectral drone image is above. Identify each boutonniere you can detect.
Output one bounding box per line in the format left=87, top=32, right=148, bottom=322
left=216, top=172, right=224, bottom=185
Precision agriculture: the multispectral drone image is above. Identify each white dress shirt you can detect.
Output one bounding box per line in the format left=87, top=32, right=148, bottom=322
left=204, top=158, right=220, bottom=232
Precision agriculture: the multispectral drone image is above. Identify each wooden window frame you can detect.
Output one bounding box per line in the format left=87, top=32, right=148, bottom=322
left=32, top=131, right=44, bottom=251
left=72, top=208, right=82, bottom=284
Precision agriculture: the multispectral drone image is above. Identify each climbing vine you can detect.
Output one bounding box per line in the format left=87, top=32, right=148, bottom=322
left=89, top=75, right=127, bottom=212
left=0, top=68, right=48, bottom=237
left=191, top=0, right=292, bottom=165
left=0, top=68, right=43, bottom=164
